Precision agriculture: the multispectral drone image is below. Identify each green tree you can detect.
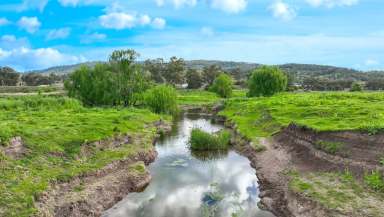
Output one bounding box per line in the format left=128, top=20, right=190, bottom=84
left=247, top=66, right=287, bottom=97
left=186, top=69, right=203, bottom=89
left=350, top=82, right=363, bottom=92
left=164, top=57, right=185, bottom=85
left=202, top=65, right=221, bottom=86
left=210, top=73, right=233, bottom=98
left=144, top=58, right=166, bottom=83
left=144, top=85, right=178, bottom=115
left=0, top=67, right=20, bottom=86
left=65, top=49, right=150, bottom=106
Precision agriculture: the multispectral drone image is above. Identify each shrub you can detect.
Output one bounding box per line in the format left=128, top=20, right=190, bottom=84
left=364, top=171, right=384, bottom=191
left=189, top=129, right=231, bottom=150
left=144, top=85, right=178, bottom=115
left=247, top=66, right=287, bottom=97
left=209, top=73, right=233, bottom=98
left=65, top=49, right=150, bottom=107
left=350, top=82, right=363, bottom=92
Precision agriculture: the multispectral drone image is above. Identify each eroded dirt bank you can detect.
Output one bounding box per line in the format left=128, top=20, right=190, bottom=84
left=228, top=121, right=384, bottom=217
left=36, top=121, right=171, bottom=217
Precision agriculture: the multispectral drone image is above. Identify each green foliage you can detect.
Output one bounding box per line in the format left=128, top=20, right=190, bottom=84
left=144, top=85, right=179, bottom=115
left=364, top=171, right=384, bottom=191
left=65, top=49, right=150, bottom=107
left=350, top=82, right=363, bottom=92
left=209, top=73, right=233, bottom=98
left=0, top=96, right=167, bottom=217
left=163, top=56, right=186, bottom=85
left=247, top=66, right=287, bottom=97
left=186, top=69, right=203, bottom=89
left=189, top=129, right=231, bottom=150
left=202, top=64, right=222, bottom=86
left=315, top=140, right=344, bottom=154
left=0, top=67, right=19, bottom=86
left=380, top=157, right=384, bottom=166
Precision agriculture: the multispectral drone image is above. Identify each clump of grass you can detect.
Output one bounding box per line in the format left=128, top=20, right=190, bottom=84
left=189, top=129, right=231, bottom=150
left=144, top=85, right=179, bottom=115
left=364, top=171, right=384, bottom=191
left=129, top=161, right=146, bottom=174
left=315, top=140, right=344, bottom=154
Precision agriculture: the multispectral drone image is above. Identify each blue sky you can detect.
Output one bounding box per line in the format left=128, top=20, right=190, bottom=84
left=0, top=0, right=383, bottom=71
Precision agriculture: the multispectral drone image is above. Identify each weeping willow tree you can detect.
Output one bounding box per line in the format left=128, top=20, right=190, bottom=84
left=65, top=49, right=151, bottom=106
left=247, top=66, right=287, bottom=97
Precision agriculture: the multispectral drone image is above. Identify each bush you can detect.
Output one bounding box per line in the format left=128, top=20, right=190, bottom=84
left=65, top=49, right=150, bottom=107
left=247, top=66, right=287, bottom=97
left=350, top=82, right=363, bottom=92
left=189, top=129, right=231, bottom=150
left=364, top=171, right=384, bottom=191
left=144, top=85, right=178, bottom=115
left=209, top=73, right=233, bottom=98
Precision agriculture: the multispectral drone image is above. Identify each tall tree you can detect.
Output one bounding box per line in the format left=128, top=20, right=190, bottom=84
left=202, top=65, right=221, bottom=86
left=0, top=67, right=20, bottom=86
left=144, top=58, right=166, bottom=83
left=164, top=56, right=185, bottom=85
left=186, top=69, right=203, bottom=89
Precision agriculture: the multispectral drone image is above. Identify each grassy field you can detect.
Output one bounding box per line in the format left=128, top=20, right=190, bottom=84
left=177, top=89, right=245, bottom=106
left=220, top=92, right=384, bottom=145
left=0, top=96, right=168, bottom=217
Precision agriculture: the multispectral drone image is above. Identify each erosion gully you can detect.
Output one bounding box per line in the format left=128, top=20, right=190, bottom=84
left=102, top=113, right=275, bottom=217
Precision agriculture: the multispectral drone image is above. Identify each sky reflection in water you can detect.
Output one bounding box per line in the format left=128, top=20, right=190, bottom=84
left=103, top=116, right=274, bottom=217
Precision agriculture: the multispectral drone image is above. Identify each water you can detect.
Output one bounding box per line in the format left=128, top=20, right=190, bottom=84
left=103, top=114, right=275, bottom=217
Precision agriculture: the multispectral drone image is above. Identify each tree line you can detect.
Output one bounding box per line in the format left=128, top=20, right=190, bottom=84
left=0, top=67, right=65, bottom=86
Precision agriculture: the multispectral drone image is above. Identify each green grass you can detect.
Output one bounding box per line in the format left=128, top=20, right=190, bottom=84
left=289, top=171, right=384, bottom=216
left=220, top=92, right=384, bottom=145
left=364, top=171, right=384, bottom=191
left=177, top=89, right=246, bottom=106
left=315, top=140, right=344, bottom=154
left=0, top=95, right=168, bottom=217
left=189, top=129, right=231, bottom=150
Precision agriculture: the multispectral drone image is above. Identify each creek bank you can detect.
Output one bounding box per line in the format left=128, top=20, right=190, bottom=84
left=222, top=115, right=384, bottom=217
left=36, top=120, right=171, bottom=217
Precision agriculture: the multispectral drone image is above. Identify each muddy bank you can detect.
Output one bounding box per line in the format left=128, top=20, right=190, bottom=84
left=36, top=121, right=171, bottom=217
left=224, top=119, right=384, bottom=217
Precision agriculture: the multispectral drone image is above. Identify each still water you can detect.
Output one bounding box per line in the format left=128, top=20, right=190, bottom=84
left=103, top=114, right=275, bottom=217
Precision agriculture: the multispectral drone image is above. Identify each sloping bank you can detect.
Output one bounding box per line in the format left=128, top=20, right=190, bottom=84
left=0, top=96, right=171, bottom=217
left=217, top=92, right=384, bottom=217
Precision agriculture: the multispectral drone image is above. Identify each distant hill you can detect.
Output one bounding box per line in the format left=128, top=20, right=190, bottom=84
left=27, top=60, right=384, bottom=83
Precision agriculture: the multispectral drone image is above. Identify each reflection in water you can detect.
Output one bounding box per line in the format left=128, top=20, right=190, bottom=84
left=103, top=116, right=275, bottom=217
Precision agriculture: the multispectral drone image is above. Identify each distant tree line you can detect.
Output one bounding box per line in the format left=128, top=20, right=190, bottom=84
left=0, top=67, right=65, bottom=86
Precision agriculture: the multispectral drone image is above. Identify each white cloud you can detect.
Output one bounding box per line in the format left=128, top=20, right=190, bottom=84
left=211, top=0, right=247, bottom=14
left=269, top=1, right=296, bottom=21
left=58, top=0, right=80, bottom=7
left=0, top=35, right=30, bottom=50
left=152, top=18, right=166, bottom=29
left=0, top=17, right=10, bottom=26
left=99, top=12, right=166, bottom=30
left=80, top=32, right=107, bottom=44
left=18, top=16, right=41, bottom=34
left=139, top=14, right=151, bottom=25
left=20, top=0, right=49, bottom=11
left=365, top=59, right=379, bottom=66
left=99, top=12, right=136, bottom=29
left=46, top=28, right=71, bottom=40
left=0, top=47, right=85, bottom=71
left=155, top=0, right=197, bottom=8
left=306, top=0, right=359, bottom=8
left=200, top=27, right=214, bottom=37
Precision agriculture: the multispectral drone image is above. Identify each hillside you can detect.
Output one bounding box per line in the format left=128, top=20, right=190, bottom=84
left=28, top=60, right=384, bottom=82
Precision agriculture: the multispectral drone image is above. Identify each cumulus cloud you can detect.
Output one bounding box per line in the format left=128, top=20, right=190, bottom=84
left=99, top=12, right=166, bottom=30
left=211, top=0, right=247, bottom=14
left=152, top=18, right=166, bottom=29
left=46, top=28, right=71, bottom=40
left=18, top=16, right=41, bottom=34
left=269, top=1, right=296, bottom=21
left=0, top=17, right=10, bottom=26
left=0, top=47, right=85, bottom=71
left=0, top=35, right=30, bottom=50
left=155, top=0, right=197, bottom=8
left=80, top=32, right=107, bottom=44
left=306, top=0, right=359, bottom=8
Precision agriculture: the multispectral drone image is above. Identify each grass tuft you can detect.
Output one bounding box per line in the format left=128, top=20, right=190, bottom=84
left=189, top=129, right=231, bottom=150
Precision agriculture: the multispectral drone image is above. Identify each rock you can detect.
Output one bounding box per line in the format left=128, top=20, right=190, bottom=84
left=3, top=137, right=28, bottom=159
